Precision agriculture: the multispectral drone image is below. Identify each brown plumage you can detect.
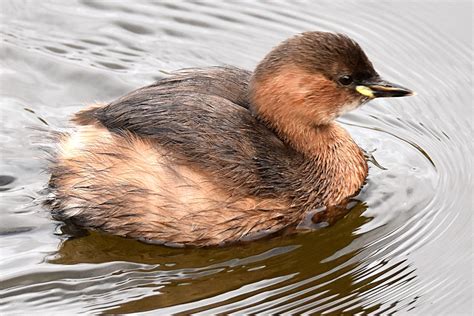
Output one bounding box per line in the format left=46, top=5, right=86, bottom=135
left=48, top=32, right=413, bottom=247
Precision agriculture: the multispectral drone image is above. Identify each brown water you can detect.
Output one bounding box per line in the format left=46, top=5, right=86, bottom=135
left=1, top=1, right=472, bottom=314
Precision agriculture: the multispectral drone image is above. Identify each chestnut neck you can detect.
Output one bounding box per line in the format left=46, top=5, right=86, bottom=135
left=249, top=65, right=357, bottom=158
left=256, top=109, right=352, bottom=159
left=249, top=72, right=368, bottom=207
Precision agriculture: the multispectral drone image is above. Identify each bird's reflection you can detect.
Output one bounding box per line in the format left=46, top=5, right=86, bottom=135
left=44, top=202, right=419, bottom=314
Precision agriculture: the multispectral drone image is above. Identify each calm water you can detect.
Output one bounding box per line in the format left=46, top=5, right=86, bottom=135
left=1, top=1, right=472, bottom=314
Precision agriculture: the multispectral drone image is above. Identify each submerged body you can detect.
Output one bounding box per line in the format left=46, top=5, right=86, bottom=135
left=49, top=32, right=412, bottom=246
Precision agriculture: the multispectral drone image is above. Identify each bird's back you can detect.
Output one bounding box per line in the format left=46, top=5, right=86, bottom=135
left=50, top=66, right=310, bottom=246
left=93, top=66, right=304, bottom=197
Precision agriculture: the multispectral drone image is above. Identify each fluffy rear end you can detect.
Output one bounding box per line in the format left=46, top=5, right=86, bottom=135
left=49, top=121, right=290, bottom=246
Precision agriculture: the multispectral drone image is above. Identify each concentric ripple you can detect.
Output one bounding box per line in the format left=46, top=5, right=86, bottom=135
left=0, top=0, right=472, bottom=314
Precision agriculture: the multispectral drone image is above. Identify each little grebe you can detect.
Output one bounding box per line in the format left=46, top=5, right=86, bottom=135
left=49, top=32, right=413, bottom=247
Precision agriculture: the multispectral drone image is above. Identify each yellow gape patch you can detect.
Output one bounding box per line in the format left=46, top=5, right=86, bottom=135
left=356, top=85, right=374, bottom=98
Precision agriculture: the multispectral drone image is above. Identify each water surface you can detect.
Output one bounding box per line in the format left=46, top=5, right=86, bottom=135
left=0, top=0, right=472, bottom=314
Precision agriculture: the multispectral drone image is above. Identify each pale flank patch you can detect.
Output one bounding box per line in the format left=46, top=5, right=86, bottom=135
left=54, top=125, right=290, bottom=244
left=59, top=125, right=113, bottom=160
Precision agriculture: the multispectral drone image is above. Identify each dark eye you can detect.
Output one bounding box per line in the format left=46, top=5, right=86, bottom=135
left=338, top=75, right=353, bottom=86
